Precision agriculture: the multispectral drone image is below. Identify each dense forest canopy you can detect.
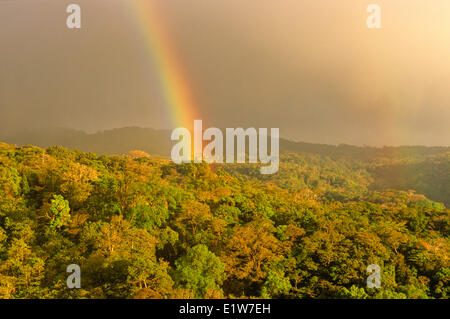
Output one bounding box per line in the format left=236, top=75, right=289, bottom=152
left=0, top=141, right=448, bottom=299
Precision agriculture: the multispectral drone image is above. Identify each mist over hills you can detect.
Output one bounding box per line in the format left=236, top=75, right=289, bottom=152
left=1, top=127, right=173, bottom=157
left=2, top=126, right=448, bottom=207
left=1, top=126, right=448, bottom=161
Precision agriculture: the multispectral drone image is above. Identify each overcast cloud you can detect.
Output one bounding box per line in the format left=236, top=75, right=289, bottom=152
left=1, top=0, right=449, bottom=146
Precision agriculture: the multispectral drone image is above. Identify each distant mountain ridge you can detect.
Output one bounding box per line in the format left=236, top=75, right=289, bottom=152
left=1, top=126, right=449, bottom=206
left=1, top=127, right=172, bottom=157
left=2, top=126, right=448, bottom=161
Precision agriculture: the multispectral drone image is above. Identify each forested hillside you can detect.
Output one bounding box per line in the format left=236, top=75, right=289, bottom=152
left=0, top=142, right=448, bottom=299
left=3, top=127, right=448, bottom=206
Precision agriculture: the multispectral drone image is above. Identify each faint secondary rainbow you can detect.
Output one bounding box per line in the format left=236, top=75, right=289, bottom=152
left=131, top=0, right=198, bottom=130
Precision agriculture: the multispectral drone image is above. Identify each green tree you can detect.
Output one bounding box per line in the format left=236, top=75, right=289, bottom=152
left=174, top=244, right=225, bottom=298
left=47, top=195, right=71, bottom=230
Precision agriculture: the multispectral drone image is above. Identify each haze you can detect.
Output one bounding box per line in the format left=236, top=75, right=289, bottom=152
left=1, top=0, right=449, bottom=146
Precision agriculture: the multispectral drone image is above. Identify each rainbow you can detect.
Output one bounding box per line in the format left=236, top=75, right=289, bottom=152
left=131, top=0, right=198, bottom=130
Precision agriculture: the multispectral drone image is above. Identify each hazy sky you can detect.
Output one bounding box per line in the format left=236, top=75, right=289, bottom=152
left=1, top=0, right=449, bottom=146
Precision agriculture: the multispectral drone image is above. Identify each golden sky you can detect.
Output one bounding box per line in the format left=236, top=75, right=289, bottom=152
left=0, top=0, right=449, bottom=146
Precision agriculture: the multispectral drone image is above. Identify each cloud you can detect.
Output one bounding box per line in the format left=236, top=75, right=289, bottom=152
left=0, top=0, right=449, bottom=146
